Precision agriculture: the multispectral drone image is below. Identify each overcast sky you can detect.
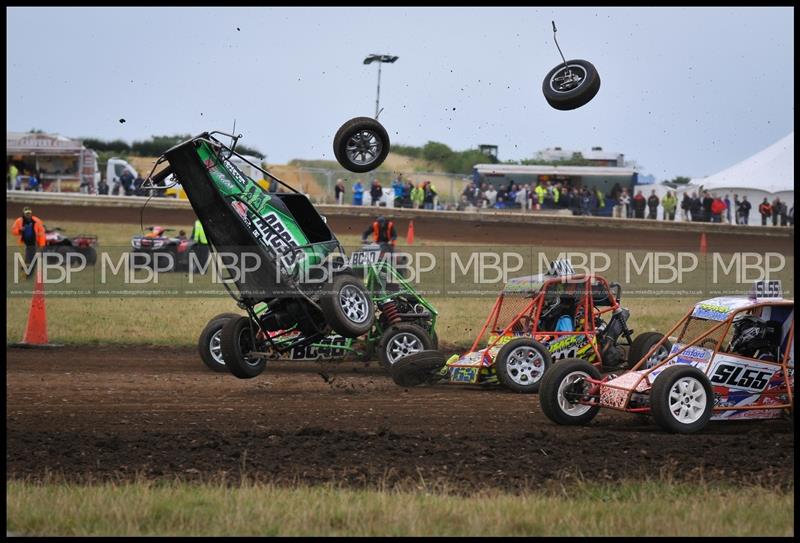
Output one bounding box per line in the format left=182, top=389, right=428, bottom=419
left=6, top=6, right=794, bottom=180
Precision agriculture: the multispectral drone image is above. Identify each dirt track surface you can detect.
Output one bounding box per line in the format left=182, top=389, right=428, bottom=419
left=6, top=346, right=794, bottom=493
left=8, top=201, right=793, bottom=253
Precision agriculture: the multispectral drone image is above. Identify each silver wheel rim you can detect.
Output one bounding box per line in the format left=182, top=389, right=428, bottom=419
left=345, top=130, right=382, bottom=166
left=210, top=329, right=225, bottom=366
left=549, top=64, right=587, bottom=93
left=556, top=371, right=593, bottom=417
left=339, top=285, right=369, bottom=324
left=668, top=377, right=707, bottom=424
left=386, top=333, right=423, bottom=365
left=644, top=344, right=670, bottom=369
left=505, top=346, right=545, bottom=386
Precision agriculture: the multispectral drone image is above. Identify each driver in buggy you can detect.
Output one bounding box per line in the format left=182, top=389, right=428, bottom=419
left=727, top=313, right=781, bottom=361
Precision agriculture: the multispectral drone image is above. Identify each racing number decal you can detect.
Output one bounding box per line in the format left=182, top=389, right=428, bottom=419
left=710, top=361, right=776, bottom=392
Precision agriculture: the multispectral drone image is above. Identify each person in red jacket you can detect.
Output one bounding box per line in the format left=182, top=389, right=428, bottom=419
left=10, top=206, right=46, bottom=278
left=758, top=198, right=772, bottom=226
left=710, top=194, right=727, bottom=223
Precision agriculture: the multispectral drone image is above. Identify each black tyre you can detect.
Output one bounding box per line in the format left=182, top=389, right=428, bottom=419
left=539, top=358, right=602, bottom=425
left=495, top=338, right=552, bottom=393
left=629, top=332, right=673, bottom=370
left=320, top=274, right=375, bottom=338
left=80, top=246, right=97, bottom=266
left=220, top=316, right=266, bottom=379
left=378, top=323, right=435, bottom=369
left=650, top=365, right=713, bottom=434
left=197, top=312, right=242, bottom=372
left=389, top=350, right=446, bottom=388
left=333, top=117, right=390, bottom=173
left=542, top=59, right=601, bottom=110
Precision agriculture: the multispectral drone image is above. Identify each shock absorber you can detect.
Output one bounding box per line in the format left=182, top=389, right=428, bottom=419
left=379, top=300, right=401, bottom=327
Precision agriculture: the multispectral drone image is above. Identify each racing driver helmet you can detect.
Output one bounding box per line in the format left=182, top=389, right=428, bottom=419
left=728, top=313, right=777, bottom=359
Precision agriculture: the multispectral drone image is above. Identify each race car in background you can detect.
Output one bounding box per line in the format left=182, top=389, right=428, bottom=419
left=43, top=226, right=98, bottom=265
left=538, top=280, right=794, bottom=433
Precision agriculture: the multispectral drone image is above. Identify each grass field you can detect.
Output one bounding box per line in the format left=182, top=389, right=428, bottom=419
left=6, top=219, right=793, bottom=346
left=6, top=477, right=793, bottom=537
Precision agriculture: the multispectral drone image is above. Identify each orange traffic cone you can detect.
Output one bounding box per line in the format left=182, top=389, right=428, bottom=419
left=407, top=220, right=415, bottom=245
left=11, top=266, right=61, bottom=349
left=699, top=233, right=708, bottom=255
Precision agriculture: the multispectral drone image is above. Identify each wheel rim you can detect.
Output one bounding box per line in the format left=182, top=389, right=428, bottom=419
left=556, top=371, right=593, bottom=417
left=386, top=333, right=423, bottom=364
left=644, top=343, right=670, bottom=369
left=236, top=325, right=260, bottom=368
left=339, top=285, right=370, bottom=324
left=504, top=346, right=545, bottom=386
left=668, top=377, right=707, bottom=424
left=345, top=130, right=382, bottom=166
left=549, top=64, right=587, bottom=93
left=210, top=329, right=225, bottom=366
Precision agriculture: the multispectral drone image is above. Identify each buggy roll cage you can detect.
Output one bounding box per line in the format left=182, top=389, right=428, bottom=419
left=469, top=274, right=629, bottom=366
left=140, top=131, right=352, bottom=356
left=579, top=300, right=795, bottom=414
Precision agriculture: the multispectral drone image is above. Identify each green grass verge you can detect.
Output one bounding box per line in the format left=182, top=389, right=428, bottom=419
left=6, top=478, right=793, bottom=536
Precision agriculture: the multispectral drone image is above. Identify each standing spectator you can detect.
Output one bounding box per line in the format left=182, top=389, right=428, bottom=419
left=662, top=190, right=677, bottom=221
left=534, top=182, right=546, bottom=210
left=334, top=179, right=346, bottom=205
left=701, top=191, right=713, bottom=222
left=369, top=179, right=383, bottom=207
left=787, top=205, right=794, bottom=226
left=514, top=183, right=528, bottom=210
left=401, top=180, right=413, bottom=208
left=632, top=190, right=647, bottom=219
left=614, top=188, right=630, bottom=218
left=595, top=188, right=605, bottom=213
left=422, top=180, right=437, bottom=210
left=647, top=189, right=659, bottom=219
left=97, top=178, right=110, bottom=195
left=680, top=192, right=692, bottom=221
left=771, top=197, right=782, bottom=226
left=352, top=180, right=364, bottom=206
left=133, top=175, right=145, bottom=196
left=723, top=194, right=732, bottom=223
left=191, top=219, right=210, bottom=269
left=710, top=193, right=726, bottom=223
left=119, top=169, right=135, bottom=196
left=690, top=192, right=702, bottom=222
left=11, top=206, right=46, bottom=278
left=777, top=199, right=788, bottom=226
left=484, top=185, right=498, bottom=208
left=410, top=183, right=424, bottom=209
left=26, top=171, right=41, bottom=192
left=8, top=162, right=19, bottom=190
left=733, top=194, right=741, bottom=223
left=737, top=195, right=751, bottom=225
left=758, top=197, right=772, bottom=226
left=391, top=174, right=404, bottom=207
left=579, top=189, right=592, bottom=216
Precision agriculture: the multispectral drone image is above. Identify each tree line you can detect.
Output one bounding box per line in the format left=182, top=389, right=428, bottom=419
left=80, top=134, right=265, bottom=158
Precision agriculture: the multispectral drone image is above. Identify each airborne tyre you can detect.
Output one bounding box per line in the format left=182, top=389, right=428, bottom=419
left=321, top=274, right=375, bottom=338
left=542, top=59, right=601, bottom=111
left=629, top=332, right=672, bottom=369
left=389, top=350, right=446, bottom=388
left=333, top=117, right=390, bottom=173
left=220, top=316, right=266, bottom=379
left=649, top=365, right=713, bottom=434
left=197, top=313, right=243, bottom=372
left=539, top=358, right=602, bottom=425
left=495, top=338, right=552, bottom=393
left=378, top=323, right=435, bottom=369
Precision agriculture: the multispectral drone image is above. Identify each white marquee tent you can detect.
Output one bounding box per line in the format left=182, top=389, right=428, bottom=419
left=685, top=132, right=794, bottom=225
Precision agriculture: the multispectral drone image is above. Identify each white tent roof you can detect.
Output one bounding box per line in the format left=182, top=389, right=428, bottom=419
left=691, top=133, right=794, bottom=194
